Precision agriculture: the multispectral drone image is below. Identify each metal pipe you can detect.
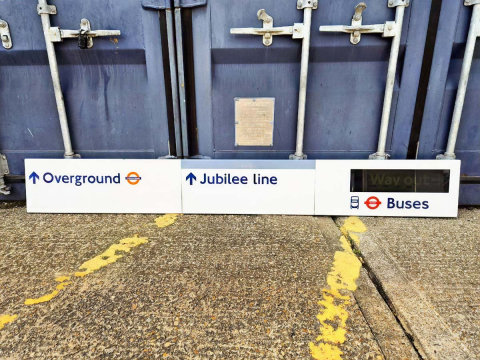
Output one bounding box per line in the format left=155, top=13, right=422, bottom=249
left=0, top=154, right=8, bottom=195
left=166, top=8, right=183, bottom=158
left=371, top=5, right=405, bottom=160
left=291, top=7, right=312, bottom=160
left=38, top=0, right=76, bottom=158
left=439, top=4, right=480, bottom=160
left=175, top=7, right=189, bottom=158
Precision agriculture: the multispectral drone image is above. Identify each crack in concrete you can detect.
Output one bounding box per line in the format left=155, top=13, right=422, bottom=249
left=333, top=216, right=424, bottom=360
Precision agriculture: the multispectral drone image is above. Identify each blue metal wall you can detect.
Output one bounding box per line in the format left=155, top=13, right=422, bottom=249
left=418, top=2, right=480, bottom=205
left=0, top=0, right=170, bottom=200
left=192, top=0, right=431, bottom=160
left=6, top=0, right=477, bottom=204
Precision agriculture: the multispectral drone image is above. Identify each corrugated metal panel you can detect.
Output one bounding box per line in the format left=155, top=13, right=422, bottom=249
left=191, top=0, right=431, bottom=160
left=418, top=2, right=480, bottom=205
left=0, top=0, right=171, bottom=200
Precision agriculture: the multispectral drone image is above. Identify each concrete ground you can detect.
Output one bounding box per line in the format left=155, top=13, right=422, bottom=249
left=0, top=202, right=478, bottom=359
left=0, top=203, right=390, bottom=359
left=337, top=208, right=480, bottom=360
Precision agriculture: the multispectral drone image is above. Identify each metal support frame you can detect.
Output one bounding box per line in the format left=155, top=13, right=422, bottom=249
left=438, top=0, right=480, bottom=160
left=165, top=8, right=183, bottom=158
left=175, top=7, right=190, bottom=157
left=37, top=0, right=121, bottom=158
left=165, top=3, right=190, bottom=158
left=320, top=0, right=409, bottom=160
left=0, top=154, right=10, bottom=195
left=230, top=0, right=318, bottom=160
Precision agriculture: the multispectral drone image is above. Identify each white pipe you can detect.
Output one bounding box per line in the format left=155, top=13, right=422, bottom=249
left=440, top=4, right=480, bottom=159
left=371, top=5, right=405, bottom=160
left=38, top=0, right=75, bottom=158
left=291, top=7, right=312, bottom=160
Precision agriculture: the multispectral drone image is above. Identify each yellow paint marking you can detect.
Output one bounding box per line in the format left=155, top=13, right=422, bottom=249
left=23, top=215, right=171, bottom=309
left=310, top=217, right=367, bottom=360
left=0, top=315, right=17, bottom=330
left=25, top=277, right=72, bottom=305
left=155, top=214, right=178, bottom=228
left=75, top=235, right=148, bottom=277
left=341, top=216, right=367, bottom=235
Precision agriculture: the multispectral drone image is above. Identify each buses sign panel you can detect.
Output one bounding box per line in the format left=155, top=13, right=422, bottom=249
left=315, top=160, right=461, bottom=218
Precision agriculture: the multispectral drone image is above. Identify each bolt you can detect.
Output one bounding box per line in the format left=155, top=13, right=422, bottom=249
left=297, top=0, right=302, bottom=8
left=313, top=1, right=318, bottom=6
left=353, top=37, right=359, bottom=44
left=388, top=24, right=393, bottom=30
left=265, top=33, right=271, bottom=39
left=389, top=0, right=394, bottom=5
left=0, top=21, right=6, bottom=28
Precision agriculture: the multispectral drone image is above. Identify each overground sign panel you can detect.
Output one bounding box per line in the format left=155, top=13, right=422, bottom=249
left=25, top=159, right=461, bottom=217
left=25, top=159, right=182, bottom=213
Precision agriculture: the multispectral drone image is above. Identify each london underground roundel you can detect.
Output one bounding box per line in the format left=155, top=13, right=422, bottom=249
left=365, top=196, right=382, bottom=210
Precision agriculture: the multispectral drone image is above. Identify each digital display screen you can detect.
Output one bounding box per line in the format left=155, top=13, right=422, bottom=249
left=350, top=170, right=450, bottom=193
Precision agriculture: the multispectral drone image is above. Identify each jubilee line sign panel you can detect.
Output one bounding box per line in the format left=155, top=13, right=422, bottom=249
left=181, top=160, right=316, bottom=215
left=25, top=159, right=461, bottom=217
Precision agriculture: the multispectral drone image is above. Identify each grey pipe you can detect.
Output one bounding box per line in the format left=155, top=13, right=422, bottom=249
left=290, top=7, right=312, bottom=160
left=370, top=5, right=405, bottom=160
left=438, top=4, right=480, bottom=160
left=166, top=8, right=183, bottom=158
left=175, top=7, right=189, bottom=158
left=38, top=0, right=76, bottom=158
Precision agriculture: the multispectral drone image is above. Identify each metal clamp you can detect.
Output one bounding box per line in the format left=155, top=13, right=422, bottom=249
left=37, top=0, right=121, bottom=159
left=37, top=4, right=57, bottom=15
left=320, top=0, right=408, bottom=160
left=231, top=9, right=303, bottom=47
left=0, top=154, right=10, bottom=195
left=320, top=2, right=400, bottom=45
left=48, top=19, right=120, bottom=49
left=297, top=0, right=318, bottom=10
left=0, top=20, right=12, bottom=49
left=465, top=0, right=480, bottom=6
left=231, top=3, right=316, bottom=160
left=388, top=0, right=409, bottom=7
left=352, top=2, right=367, bottom=44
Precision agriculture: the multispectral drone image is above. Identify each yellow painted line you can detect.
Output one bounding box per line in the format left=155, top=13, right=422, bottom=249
left=310, top=217, right=367, bottom=360
left=0, top=314, right=17, bottom=330
left=4, top=214, right=180, bottom=330
left=155, top=214, right=178, bottom=228
left=25, top=276, right=72, bottom=305
left=75, top=235, right=148, bottom=277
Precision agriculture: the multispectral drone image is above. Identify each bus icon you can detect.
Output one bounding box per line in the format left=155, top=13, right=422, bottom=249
left=351, top=196, right=360, bottom=209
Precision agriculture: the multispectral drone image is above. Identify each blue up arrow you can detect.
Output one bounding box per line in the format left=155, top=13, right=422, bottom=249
left=186, top=173, right=197, bottom=185
left=29, top=172, right=40, bottom=184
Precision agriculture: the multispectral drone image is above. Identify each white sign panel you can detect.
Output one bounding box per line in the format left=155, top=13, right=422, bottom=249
left=181, top=160, right=315, bottom=215
left=25, top=159, right=460, bottom=217
left=25, top=159, right=182, bottom=213
left=315, top=160, right=461, bottom=218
